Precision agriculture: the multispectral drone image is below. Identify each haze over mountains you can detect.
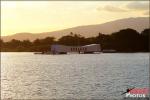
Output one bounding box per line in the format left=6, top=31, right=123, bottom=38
left=2, top=17, right=149, bottom=42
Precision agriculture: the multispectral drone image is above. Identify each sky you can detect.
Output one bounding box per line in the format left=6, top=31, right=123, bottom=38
left=1, top=1, right=149, bottom=36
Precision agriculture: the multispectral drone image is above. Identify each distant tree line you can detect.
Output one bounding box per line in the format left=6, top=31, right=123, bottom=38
left=0, top=28, right=149, bottom=52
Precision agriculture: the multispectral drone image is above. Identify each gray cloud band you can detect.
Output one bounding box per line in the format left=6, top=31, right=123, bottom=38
left=97, top=1, right=149, bottom=12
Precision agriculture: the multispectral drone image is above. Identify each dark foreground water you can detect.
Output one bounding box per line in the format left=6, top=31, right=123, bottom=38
left=1, top=53, right=149, bottom=99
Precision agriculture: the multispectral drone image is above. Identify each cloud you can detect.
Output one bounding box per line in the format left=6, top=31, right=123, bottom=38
left=97, top=5, right=127, bottom=12
left=126, top=1, right=149, bottom=10
left=96, top=1, right=149, bottom=16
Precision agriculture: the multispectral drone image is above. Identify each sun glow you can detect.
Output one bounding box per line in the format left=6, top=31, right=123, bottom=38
left=1, top=1, right=149, bottom=36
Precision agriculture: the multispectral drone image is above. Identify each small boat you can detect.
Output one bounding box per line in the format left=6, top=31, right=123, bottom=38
left=34, top=52, right=51, bottom=55
left=102, top=49, right=116, bottom=53
left=34, top=52, right=44, bottom=54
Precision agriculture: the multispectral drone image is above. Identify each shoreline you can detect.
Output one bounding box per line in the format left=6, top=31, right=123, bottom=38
left=1, top=51, right=149, bottom=53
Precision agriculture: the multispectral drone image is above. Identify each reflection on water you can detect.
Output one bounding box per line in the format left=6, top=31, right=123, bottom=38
left=1, top=53, right=149, bottom=99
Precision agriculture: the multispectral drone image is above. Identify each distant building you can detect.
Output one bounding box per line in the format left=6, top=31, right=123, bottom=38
left=51, top=44, right=101, bottom=54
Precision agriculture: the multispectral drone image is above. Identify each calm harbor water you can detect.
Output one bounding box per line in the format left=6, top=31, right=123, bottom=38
left=1, top=52, right=149, bottom=99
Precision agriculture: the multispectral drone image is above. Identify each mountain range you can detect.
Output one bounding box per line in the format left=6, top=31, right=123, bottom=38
left=2, top=17, right=149, bottom=42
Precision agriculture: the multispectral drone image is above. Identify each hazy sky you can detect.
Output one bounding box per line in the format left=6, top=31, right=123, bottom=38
left=1, top=1, right=149, bottom=36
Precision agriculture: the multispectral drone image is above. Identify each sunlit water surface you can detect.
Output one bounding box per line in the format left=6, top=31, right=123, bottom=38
left=1, top=53, right=149, bottom=99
